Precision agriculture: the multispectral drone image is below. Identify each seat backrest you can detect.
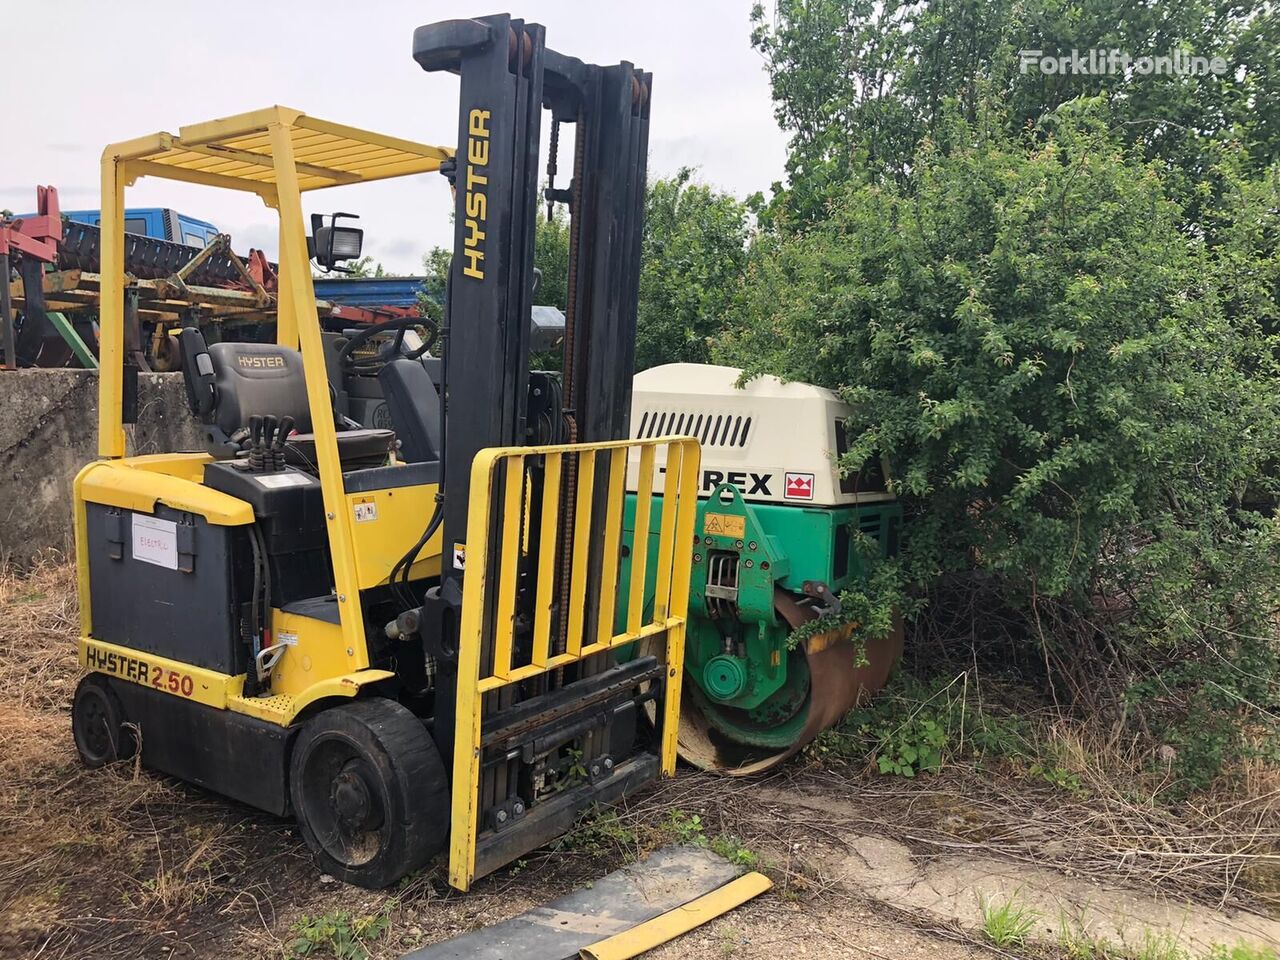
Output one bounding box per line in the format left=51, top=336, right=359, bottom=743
left=377, top=356, right=442, bottom=463
left=206, top=342, right=312, bottom=436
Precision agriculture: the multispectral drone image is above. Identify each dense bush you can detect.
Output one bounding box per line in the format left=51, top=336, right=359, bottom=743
left=720, top=101, right=1280, bottom=790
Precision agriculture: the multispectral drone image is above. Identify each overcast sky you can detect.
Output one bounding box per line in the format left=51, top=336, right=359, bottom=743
left=2, top=0, right=788, bottom=274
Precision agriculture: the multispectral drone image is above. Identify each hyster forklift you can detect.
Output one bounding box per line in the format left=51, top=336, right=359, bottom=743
left=70, top=14, right=700, bottom=892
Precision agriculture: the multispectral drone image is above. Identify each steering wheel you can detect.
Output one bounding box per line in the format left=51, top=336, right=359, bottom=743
left=337, top=316, right=439, bottom=371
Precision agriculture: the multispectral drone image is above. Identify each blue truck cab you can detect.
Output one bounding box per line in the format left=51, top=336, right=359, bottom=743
left=61, top=208, right=220, bottom=247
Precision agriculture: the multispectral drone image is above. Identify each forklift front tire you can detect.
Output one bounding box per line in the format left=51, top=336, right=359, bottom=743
left=72, top=675, right=137, bottom=768
left=289, top=698, right=449, bottom=889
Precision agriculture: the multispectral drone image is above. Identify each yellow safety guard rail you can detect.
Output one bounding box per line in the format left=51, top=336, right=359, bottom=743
left=450, top=435, right=701, bottom=890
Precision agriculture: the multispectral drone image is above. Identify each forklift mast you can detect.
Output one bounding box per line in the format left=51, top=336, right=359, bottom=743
left=414, top=16, right=651, bottom=729
left=412, top=15, right=665, bottom=886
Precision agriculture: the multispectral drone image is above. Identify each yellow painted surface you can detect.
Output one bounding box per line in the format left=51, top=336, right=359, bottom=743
left=76, top=459, right=253, bottom=525
left=269, top=120, right=368, bottom=675
left=579, top=872, right=773, bottom=960
left=448, top=435, right=702, bottom=892
left=80, top=638, right=232, bottom=710
left=345, top=481, right=442, bottom=589
left=82, top=634, right=392, bottom=728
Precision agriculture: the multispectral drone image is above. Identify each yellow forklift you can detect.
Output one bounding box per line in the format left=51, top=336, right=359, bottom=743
left=70, top=14, right=699, bottom=892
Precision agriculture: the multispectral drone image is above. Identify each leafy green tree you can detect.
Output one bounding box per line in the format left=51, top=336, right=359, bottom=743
left=721, top=102, right=1280, bottom=786
left=751, top=0, right=1280, bottom=224
left=635, top=168, right=754, bottom=371
left=344, top=256, right=387, bottom=278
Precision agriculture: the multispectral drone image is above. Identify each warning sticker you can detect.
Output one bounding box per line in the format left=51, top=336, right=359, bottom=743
left=353, top=496, right=378, bottom=523
left=703, top=512, right=746, bottom=539
left=784, top=472, right=815, bottom=500
left=452, top=542, right=466, bottom=570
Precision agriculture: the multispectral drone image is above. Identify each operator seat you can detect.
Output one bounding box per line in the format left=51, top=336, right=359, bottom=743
left=179, top=329, right=395, bottom=470
left=377, top=357, right=442, bottom=463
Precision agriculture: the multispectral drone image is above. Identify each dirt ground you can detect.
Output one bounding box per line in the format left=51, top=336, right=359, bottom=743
left=2, top=563, right=1276, bottom=960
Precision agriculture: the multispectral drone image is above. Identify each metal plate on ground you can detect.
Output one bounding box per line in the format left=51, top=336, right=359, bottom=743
left=400, top=846, right=739, bottom=960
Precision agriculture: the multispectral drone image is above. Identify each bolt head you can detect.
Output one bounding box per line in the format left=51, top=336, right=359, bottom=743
left=496, top=809, right=508, bottom=823
left=604, top=757, right=614, bottom=770
left=326, top=512, right=334, bottom=520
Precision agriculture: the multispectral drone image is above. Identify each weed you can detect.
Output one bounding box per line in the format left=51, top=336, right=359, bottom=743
left=290, top=908, right=391, bottom=960
left=1129, top=931, right=1188, bottom=960
left=719, top=925, right=741, bottom=955
left=1057, top=918, right=1121, bottom=960
left=978, top=892, right=1039, bottom=947
left=1030, top=761, right=1087, bottom=796
left=665, top=809, right=707, bottom=846
left=1208, top=944, right=1279, bottom=960
left=559, top=809, right=638, bottom=859
left=709, top=834, right=758, bottom=869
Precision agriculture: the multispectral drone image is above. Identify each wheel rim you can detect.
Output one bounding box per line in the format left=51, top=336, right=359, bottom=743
left=299, top=737, right=389, bottom=868
left=77, top=688, right=114, bottom=762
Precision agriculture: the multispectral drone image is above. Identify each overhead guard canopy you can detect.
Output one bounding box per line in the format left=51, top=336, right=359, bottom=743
left=104, top=105, right=454, bottom=193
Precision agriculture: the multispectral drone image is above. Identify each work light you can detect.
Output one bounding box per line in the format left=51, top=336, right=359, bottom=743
left=309, top=212, right=364, bottom=270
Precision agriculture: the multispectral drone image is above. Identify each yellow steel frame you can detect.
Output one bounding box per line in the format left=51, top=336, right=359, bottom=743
left=94, top=105, right=453, bottom=675
left=448, top=435, right=701, bottom=890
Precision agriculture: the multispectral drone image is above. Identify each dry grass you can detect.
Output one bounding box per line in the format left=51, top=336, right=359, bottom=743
left=0, top=562, right=318, bottom=959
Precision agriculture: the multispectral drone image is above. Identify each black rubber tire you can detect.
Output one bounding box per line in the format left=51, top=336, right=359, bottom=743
left=289, top=698, right=449, bottom=889
left=71, top=675, right=136, bottom=768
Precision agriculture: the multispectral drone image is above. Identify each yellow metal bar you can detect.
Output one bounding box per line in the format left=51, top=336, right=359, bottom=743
left=102, top=132, right=170, bottom=163
left=122, top=159, right=278, bottom=199
left=492, top=460, right=526, bottom=680
left=652, top=442, right=683, bottom=621
left=450, top=448, right=502, bottom=891
left=661, top=439, right=701, bottom=776
left=176, top=142, right=361, bottom=184
left=626, top=445, right=656, bottom=636
left=72, top=467, right=93, bottom=635
left=274, top=199, right=297, bottom=348
left=579, top=872, right=773, bottom=960
left=597, top=447, right=628, bottom=645
left=532, top=452, right=562, bottom=668
left=565, top=450, right=597, bottom=657
left=77, top=460, right=254, bottom=525
left=98, top=152, right=126, bottom=457
left=268, top=121, right=368, bottom=672
left=293, top=114, right=455, bottom=162
left=177, top=106, right=304, bottom=147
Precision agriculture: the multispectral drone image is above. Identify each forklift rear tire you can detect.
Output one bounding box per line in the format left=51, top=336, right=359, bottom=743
left=72, top=675, right=136, bottom=768
left=289, top=698, right=449, bottom=889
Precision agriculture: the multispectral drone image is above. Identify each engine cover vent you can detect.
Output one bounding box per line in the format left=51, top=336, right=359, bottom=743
left=637, top=409, right=752, bottom=448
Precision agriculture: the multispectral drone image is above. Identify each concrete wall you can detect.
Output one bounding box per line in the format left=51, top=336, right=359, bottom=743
left=0, top=370, right=204, bottom=568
